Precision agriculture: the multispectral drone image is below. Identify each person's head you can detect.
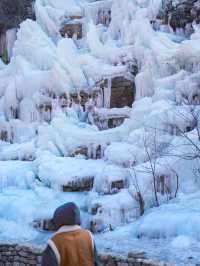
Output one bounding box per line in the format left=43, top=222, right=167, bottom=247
left=52, top=202, right=81, bottom=230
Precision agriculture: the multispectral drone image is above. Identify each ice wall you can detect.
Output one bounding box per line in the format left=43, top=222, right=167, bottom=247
left=0, top=0, right=200, bottom=245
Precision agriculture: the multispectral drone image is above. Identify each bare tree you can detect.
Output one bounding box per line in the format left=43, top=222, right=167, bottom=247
left=163, top=104, right=200, bottom=166
left=143, top=128, right=160, bottom=207
left=128, top=168, right=145, bottom=216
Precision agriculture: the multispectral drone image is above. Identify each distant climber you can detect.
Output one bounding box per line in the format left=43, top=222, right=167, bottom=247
left=42, top=202, right=99, bottom=266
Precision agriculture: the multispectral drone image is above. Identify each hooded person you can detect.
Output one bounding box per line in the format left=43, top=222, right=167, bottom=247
left=42, top=202, right=99, bottom=266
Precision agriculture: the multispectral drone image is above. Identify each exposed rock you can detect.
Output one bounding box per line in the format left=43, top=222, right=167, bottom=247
left=100, top=77, right=135, bottom=108
left=0, top=0, right=35, bottom=31
left=33, top=219, right=56, bottom=231
left=0, top=130, right=8, bottom=141
left=94, top=115, right=129, bottom=130
left=62, top=176, right=94, bottom=192
left=93, top=107, right=131, bottom=130
left=110, top=77, right=135, bottom=108
left=73, top=146, right=88, bottom=157
left=60, top=22, right=82, bottom=39
left=160, top=0, right=200, bottom=34
left=96, top=8, right=111, bottom=26
left=89, top=202, right=102, bottom=215
left=0, top=31, right=8, bottom=63
left=107, top=117, right=126, bottom=129
left=71, top=144, right=105, bottom=159
left=111, top=180, right=125, bottom=190
left=128, top=251, right=146, bottom=259
left=69, top=89, right=101, bottom=109
left=0, top=0, right=35, bottom=62
left=90, top=218, right=105, bottom=233
left=0, top=243, right=175, bottom=266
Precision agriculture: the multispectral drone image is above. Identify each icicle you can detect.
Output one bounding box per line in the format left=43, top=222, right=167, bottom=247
left=104, top=78, right=112, bottom=108
left=96, top=89, right=104, bottom=108
left=6, top=28, right=17, bottom=59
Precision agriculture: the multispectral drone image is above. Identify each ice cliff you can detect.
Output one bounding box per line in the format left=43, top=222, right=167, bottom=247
left=0, top=1, right=200, bottom=264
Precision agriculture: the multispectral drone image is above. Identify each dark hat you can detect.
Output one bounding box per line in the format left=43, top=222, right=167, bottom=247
left=52, top=202, right=81, bottom=230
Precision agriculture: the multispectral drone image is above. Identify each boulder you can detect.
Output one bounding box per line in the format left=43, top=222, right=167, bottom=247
left=100, top=77, right=135, bottom=108
left=110, top=77, right=135, bottom=108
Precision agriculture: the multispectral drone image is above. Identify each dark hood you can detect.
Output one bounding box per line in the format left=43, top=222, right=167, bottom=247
left=52, top=202, right=81, bottom=230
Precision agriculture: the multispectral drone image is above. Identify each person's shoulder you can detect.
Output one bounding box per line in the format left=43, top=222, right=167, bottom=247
left=81, top=228, right=93, bottom=236
left=81, top=229, right=94, bottom=247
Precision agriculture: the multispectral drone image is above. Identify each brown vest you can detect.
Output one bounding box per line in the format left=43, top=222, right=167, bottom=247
left=49, top=229, right=94, bottom=266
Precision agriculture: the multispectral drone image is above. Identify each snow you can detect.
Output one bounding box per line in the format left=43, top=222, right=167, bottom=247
left=35, top=0, right=82, bottom=38
left=37, top=153, right=104, bottom=186
left=130, top=192, right=200, bottom=245
left=95, top=224, right=200, bottom=266
left=13, top=20, right=56, bottom=70
left=0, top=0, right=200, bottom=264
left=171, top=235, right=198, bottom=249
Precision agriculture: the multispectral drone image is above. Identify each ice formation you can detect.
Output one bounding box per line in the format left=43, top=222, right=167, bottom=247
left=0, top=0, right=200, bottom=263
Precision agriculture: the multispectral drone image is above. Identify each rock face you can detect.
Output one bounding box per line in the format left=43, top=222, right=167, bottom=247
left=0, top=0, right=35, bottom=62
left=33, top=219, right=57, bottom=231
left=60, top=21, right=82, bottom=39
left=0, top=243, right=42, bottom=266
left=96, top=8, right=111, bottom=26
left=93, top=111, right=130, bottom=130
left=100, top=77, right=135, bottom=109
left=160, top=0, right=200, bottom=33
left=62, top=177, right=94, bottom=192
left=110, top=77, right=135, bottom=108
left=0, top=0, right=35, bottom=31
left=0, top=243, right=173, bottom=266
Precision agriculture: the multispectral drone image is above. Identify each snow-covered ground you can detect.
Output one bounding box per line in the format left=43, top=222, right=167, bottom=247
left=1, top=0, right=200, bottom=265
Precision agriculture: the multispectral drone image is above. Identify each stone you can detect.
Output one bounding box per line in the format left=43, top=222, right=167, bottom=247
left=73, top=146, right=88, bottom=157
left=93, top=108, right=130, bottom=130
left=18, top=250, right=29, bottom=257
left=96, top=8, right=111, bottom=26
left=160, top=0, right=200, bottom=34
left=0, top=242, right=175, bottom=266
left=90, top=218, right=105, bottom=233
left=33, top=218, right=56, bottom=231
left=111, top=180, right=124, bottom=190
left=28, top=259, right=37, bottom=265
left=107, top=117, right=126, bottom=129
left=60, top=23, right=82, bottom=39
left=0, top=130, right=8, bottom=141
left=90, top=202, right=102, bottom=215
left=101, top=76, right=135, bottom=108
left=13, top=263, right=20, bottom=266
left=128, top=251, right=146, bottom=259
left=62, top=176, right=94, bottom=192
left=100, top=254, right=109, bottom=263
left=68, top=89, right=101, bottom=109
left=117, top=263, right=128, bottom=266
